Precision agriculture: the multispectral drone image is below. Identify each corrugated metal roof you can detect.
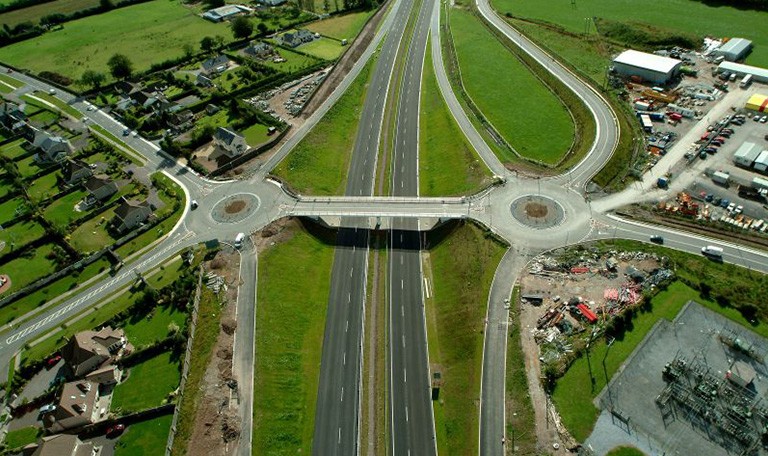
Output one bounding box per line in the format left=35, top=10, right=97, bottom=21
left=719, top=61, right=768, bottom=79
left=734, top=142, right=762, bottom=161
left=755, top=150, right=768, bottom=167
left=613, top=50, right=681, bottom=74
left=718, top=38, right=752, bottom=55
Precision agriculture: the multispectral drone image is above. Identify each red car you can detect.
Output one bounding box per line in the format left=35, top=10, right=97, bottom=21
left=106, top=424, right=125, bottom=438
left=46, top=355, right=61, bottom=368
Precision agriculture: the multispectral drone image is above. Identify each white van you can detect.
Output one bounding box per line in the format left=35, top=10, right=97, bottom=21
left=234, top=233, right=245, bottom=249
left=701, top=245, right=723, bottom=258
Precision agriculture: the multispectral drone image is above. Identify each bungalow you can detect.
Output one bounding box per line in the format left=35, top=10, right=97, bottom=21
left=43, top=380, right=108, bottom=433
left=113, top=80, right=138, bottom=95
left=112, top=197, right=152, bottom=233
left=168, top=110, right=195, bottom=132
left=84, top=174, right=118, bottom=204
left=61, top=159, right=93, bottom=185
left=31, top=128, right=73, bottom=163
left=201, top=55, right=231, bottom=75
left=61, top=327, right=128, bottom=377
left=0, top=101, right=26, bottom=132
left=259, top=0, right=287, bottom=5
left=24, top=434, right=101, bottom=456
left=196, top=73, right=213, bottom=88
left=213, top=126, right=249, bottom=157
left=202, top=4, right=251, bottom=22
left=280, top=29, right=316, bottom=48
left=244, top=41, right=273, bottom=59
left=128, top=91, right=159, bottom=110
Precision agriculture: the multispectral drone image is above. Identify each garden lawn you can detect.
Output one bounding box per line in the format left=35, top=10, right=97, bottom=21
left=0, top=0, right=99, bottom=27
left=0, top=243, right=58, bottom=292
left=14, top=155, right=50, bottom=179
left=27, top=172, right=61, bottom=201
left=111, top=351, right=181, bottom=413
left=0, top=219, right=45, bottom=258
left=261, top=48, right=321, bottom=73
left=4, top=426, right=39, bottom=449
left=0, top=0, right=234, bottom=83
left=306, top=10, right=373, bottom=41
left=29, top=108, right=61, bottom=125
left=298, top=37, right=345, bottom=61
left=0, top=176, right=15, bottom=199
left=420, top=40, right=491, bottom=196
left=425, top=222, right=506, bottom=454
left=253, top=222, right=335, bottom=455
left=449, top=9, right=574, bottom=165
left=0, top=197, right=26, bottom=225
left=114, top=414, right=173, bottom=456
left=241, top=123, right=270, bottom=147
left=491, top=0, right=768, bottom=68
left=0, top=139, right=29, bottom=160
left=273, top=56, right=375, bottom=195
left=69, top=208, right=116, bottom=254
left=122, top=305, right=186, bottom=347
left=42, top=190, right=88, bottom=230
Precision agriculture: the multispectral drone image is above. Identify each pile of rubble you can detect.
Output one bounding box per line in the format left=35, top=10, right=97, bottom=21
left=206, top=272, right=227, bottom=294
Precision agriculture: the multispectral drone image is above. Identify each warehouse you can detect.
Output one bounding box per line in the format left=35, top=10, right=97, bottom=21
left=612, top=50, right=682, bottom=85
left=718, top=62, right=768, bottom=83
left=733, top=142, right=763, bottom=168
left=714, top=38, right=752, bottom=62
left=746, top=94, right=768, bottom=113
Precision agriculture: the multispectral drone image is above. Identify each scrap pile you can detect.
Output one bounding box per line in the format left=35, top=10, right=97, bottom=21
left=206, top=271, right=227, bottom=294
left=658, top=192, right=701, bottom=217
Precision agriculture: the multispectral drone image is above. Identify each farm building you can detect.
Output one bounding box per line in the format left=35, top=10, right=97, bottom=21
left=733, top=142, right=762, bottom=168
left=746, top=94, right=768, bottom=113
left=202, top=4, right=251, bottom=22
left=718, top=61, right=768, bottom=84
left=612, top=50, right=682, bottom=84
left=714, top=38, right=752, bottom=61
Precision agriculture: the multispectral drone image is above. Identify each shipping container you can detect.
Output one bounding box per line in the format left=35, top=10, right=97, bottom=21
left=712, top=171, right=730, bottom=186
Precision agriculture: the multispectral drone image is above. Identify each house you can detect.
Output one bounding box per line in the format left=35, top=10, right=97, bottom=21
left=259, top=0, right=286, bottom=5
left=205, top=104, right=221, bottom=115
left=244, top=41, right=273, bottom=59
left=24, top=434, right=101, bottom=456
left=113, top=80, right=138, bottom=95
left=128, top=91, right=159, bottom=110
left=168, top=110, right=195, bottom=131
left=112, top=197, right=152, bottom=233
left=85, top=364, right=122, bottom=386
left=31, top=128, right=73, bottom=163
left=84, top=174, right=118, bottom=203
left=201, top=55, right=231, bottom=75
left=43, top=380, right=107, bottom=433
left=213, top=127, right=249, bottom=157
left=61, top=159, right=93, bottom=185
left=61, top=327, right=128, bottom=377
left=0, top=101, right=27, bottom=132
left=196, top=73, right=213, bottom=88
left=202, top=4, right=251, bottom=22
left=279, top=29, right=316, bottom=48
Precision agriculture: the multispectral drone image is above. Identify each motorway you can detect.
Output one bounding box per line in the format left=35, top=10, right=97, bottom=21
left=0, top=0, right=767, bottom=453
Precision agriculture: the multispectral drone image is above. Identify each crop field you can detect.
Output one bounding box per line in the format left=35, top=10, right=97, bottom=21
left=0, top=0, right=233, bottom=83
left=306, top=10, right=373, bottom=41
left=449, top=9, right=574, bottom=165
left=0, top=0, right=99, bottom=28
left=298, top=37, right=346, bottom=61
left=492, top=0, right=768, bottom=67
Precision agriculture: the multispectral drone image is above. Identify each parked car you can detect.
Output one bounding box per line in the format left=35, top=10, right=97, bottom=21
left=727, top=202, right=736, bottom=212
left=713, top=197, right=722, bottom=206
left=699, top=151, right=708, bottom=160
left=735, top=205, right=744, bottom=214
left=705, top=194, right=714, bottom=202
left=106, top=424, right=125, bottom=438
left=39, top=404, right=56, bottom=414
left=705, top=147, right=718, bottom=154
left=760, top=116, right=768, bottom=123
left=720, top=198, right=730, bottom=208
left=46, top=355, right=62, bottom=368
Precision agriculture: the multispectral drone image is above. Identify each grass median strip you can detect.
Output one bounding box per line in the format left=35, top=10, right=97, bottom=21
left=424, top=221, right=507, bottom=454
left=253, top=220, right=336, bottom=454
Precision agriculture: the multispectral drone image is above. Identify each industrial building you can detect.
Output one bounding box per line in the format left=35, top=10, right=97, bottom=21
left=714, top=38, right=752, bottom=61
left=746, top=94, right=768, bottom=113
left=733, top=142, right=763, bottom=168
left=612, top=50, right=682, bottom=85
left=718, top=61, right=768, bottom=84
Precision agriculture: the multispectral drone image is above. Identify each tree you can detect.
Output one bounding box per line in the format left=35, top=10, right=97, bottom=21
left=182, top=43, right=194, bottom=58
left=80, top=70, right=105, bottom=90
left=230, top=16, right=253, bottom=40
left=203, top=0, right=224, bottom=8
left=107, top=54, right=133, bottom=80
left=200, top=36, right=216, bottom=53
left=256, top=22, right=268, bottom=35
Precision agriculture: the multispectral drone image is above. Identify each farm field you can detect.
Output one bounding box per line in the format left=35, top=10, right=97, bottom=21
left=449, top=8, right=574, bottom=165
left=0, top=0, right=233, bottom=84
left=420, top=41, right=491, bottom=196
left=0, top=0, right=99, bottom=28
left=306, top=10, right=373, bottom=41
left=492, top=0, right=768, bottom=67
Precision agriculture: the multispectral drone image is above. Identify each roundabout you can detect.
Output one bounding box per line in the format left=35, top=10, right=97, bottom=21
left=210, top=193, right=261, bottom=224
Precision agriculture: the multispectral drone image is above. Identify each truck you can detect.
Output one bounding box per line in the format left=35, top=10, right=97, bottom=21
left=740, top=74, right=753, bottom=89
left=712, top=171, right=730, bottom=186
left=640, top=114, right=653, bottom=132
left=738, top=185, right=767, bottom=202
left=753, top=177, right=768, bottom=191
left=701, top=245, right=724, bottom=258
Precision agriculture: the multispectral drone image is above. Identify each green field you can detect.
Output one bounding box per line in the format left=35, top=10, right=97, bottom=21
left=0, top=219, right=45, bottom=258
left=449, top=8, right=574, bottom=165
left=0, top=139, right=29, bottom=160
left=253, top=222, right=335, bottom=455
left=114, top=414, right=173, bottom=456
left=261, top=47, right=322, bottom=73
left=241, top=122, right=270, bottom=147
left=274, top=55, right=375, bottom=195
left=42, top=190, right=88, bottom=230
left=505, top=287, right=537, bottom=453
left=0, top=0, right=233, bottom=83
left=306, top=10, right=373, bottom=41
left=420, top=41, right=491, bottom=196
left=14, top=155, right=49, bottom=179
left=0, top=197, right=26, bottom=225
left=425, top=222, right=506, bottom=454
left=0, top=0, right=99, bottom=27
left=122, top=304, right=186, bottom=347
left=0, top=242, right=58, bottom=292
left=0, top=73, right=24, bottom=90
left=298, top=37, right=345, bottom=60
left=3, top=426, right=39, bottom=449
left=491, top=0, right=768, bottom=68
left=112, top=351, right=181, bottom=413
left=69, top=210, right=116, bottom=254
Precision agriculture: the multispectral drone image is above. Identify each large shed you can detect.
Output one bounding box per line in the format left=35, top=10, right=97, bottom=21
left=719, top=62, right=768, bottom=84
left=612, top=50, right=682, bottom=84
left=715, top=38, right=752, bottom=61
left=733, top=142, right=763, bottom=168
left=746, top=94, right=768, bottom=113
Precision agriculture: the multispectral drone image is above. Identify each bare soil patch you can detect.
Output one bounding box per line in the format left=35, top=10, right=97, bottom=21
left=525, top=202, right=548, bottom=218
left=224, top=200, right=246, bottom=214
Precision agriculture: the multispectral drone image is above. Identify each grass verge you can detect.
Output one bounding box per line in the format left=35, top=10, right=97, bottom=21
left=424, top=221, right=507, bottom=454
left=273, top=54, right=376, bottom=195
left=252, top=220, right=336, bottom=454
left=420, top=37, right=492, bottom=196
left=505, top=286, right=537, bottom=454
